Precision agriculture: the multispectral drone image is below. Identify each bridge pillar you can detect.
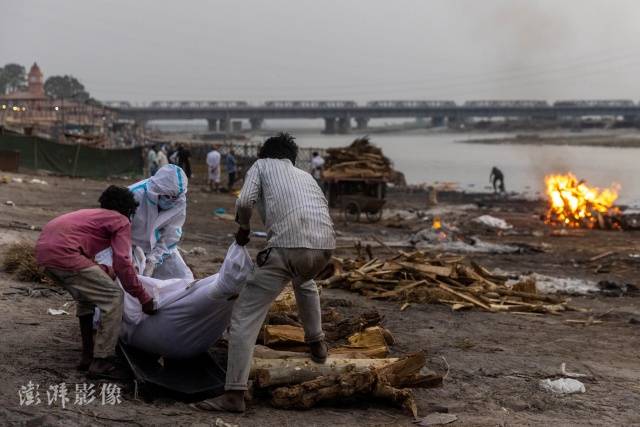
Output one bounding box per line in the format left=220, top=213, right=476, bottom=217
left=431, top=116, right=445, bottom=127
left=219, top=118, right=230, bottom=133
left=355, top=117, right=369, bottom=130
left=337, top=117, right=351, bottom=134
left=249, top=118, right=264, bottom=131
left=207, top=119, right=218, bottom=132
left=323, top=118, right=337, bottom=134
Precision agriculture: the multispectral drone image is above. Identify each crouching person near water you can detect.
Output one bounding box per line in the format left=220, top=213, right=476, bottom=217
left=36, top=186, right=157, bottom=379
left=195, top=132, right=336, bottom=413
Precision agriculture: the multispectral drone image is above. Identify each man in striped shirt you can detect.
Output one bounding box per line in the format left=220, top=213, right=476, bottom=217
left=195, top=132, right=335, bottom=413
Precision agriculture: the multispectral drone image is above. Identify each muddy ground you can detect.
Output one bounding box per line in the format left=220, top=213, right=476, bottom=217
left=0, top=173, right=639, bottom=426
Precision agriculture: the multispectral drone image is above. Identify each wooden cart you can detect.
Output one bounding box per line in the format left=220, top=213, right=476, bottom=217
left=323, top=177, right=387, bottom=223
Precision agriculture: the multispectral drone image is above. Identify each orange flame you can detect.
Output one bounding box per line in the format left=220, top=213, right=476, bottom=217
left=545, top=172, right=620, bottom=228
left=432, top=217, right=442, bottom=230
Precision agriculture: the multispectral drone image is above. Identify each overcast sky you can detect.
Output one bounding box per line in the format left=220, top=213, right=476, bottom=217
left=3, top=0, right=640, bottom=103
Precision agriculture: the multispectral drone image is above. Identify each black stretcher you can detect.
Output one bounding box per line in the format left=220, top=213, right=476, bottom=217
left=118, top=341, right=226, bottom=401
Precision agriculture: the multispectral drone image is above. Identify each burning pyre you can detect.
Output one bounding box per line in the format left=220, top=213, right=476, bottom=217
left=544, top=172, right=620, bottom=228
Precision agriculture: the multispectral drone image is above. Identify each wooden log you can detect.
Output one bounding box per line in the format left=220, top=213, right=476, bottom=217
left=252, top=357, right=399, bottom=388
left=254, top=345, right=309, bottom=359
left=330, top=326, right=391, bottom=359
left=324, top=310, right=382, bottom=341
left=270, top=352, right=432, bottom=416
left=263, top=325, right=306, bottom=346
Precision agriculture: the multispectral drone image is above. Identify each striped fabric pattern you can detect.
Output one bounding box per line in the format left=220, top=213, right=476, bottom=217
left=237, top=158, right=336, bottom=250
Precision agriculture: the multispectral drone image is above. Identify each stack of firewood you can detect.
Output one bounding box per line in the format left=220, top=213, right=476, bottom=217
left=323, top=137, right=394, bottom=180
left=250, top=291, right=443, bottom=416
left=317, top=251, right=572, bottom=314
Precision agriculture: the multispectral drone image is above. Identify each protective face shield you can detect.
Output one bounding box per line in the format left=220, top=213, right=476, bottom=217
left=158, top=195, right=179, bottom=211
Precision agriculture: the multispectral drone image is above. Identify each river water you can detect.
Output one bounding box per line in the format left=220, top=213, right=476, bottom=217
left=292, top=131, right=640, bottom=205
left=153, top=121, right=640, bottom=205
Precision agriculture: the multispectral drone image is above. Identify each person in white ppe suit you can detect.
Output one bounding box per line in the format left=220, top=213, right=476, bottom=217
left=129, top=164, right=193, bottom=280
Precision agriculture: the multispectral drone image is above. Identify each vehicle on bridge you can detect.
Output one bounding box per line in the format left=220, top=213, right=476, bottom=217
left=553, top=100, right=636, bottom=108
left=148, top=100, right=249, bottom=108
left=264, top=100, right=358, bottom=108
left=464, top=100, right=549, bottom=108
left=366, top=100, right=456, bottom=108
left=102, top=101, right=132, bottom=108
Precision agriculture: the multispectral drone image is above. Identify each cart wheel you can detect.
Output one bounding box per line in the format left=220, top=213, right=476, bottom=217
left=366, top=209, right=382, bottom=223
left=344, top=202, right=361, bottom=223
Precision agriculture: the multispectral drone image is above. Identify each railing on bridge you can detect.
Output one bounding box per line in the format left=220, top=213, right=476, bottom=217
left=553, top=100, right=635, bottom=108
left=264, top=100, right=358, bottom=108
left=463, top=100, right=550, bottom=108
left=366, top=100, right=456, bottom=108
left=148, top=100, right=249, bottom=108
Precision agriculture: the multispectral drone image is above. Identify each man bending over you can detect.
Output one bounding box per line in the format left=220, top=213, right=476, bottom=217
left=36, top=186, right=157, bottom=379
left=195, top=132, right=336, bottom=412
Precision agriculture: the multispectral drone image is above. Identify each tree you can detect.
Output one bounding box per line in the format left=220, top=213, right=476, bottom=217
left=44, top=75, right=90, bottom=101
left=0, top=63, right=27, bottom=94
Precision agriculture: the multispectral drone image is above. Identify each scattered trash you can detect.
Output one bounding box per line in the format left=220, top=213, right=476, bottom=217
left=0, top=176, right=9, bottom=184
left=597, top=281, right=640, bottom=297
left=188, top=246, right=207, bottom=256
left=213, top=208, right=235, bottom=221
left=5, top=200, right=15, bottom=206
left=410, top=229, right=521, bottom=254
left=539, top=378, right=586, bottom=394
left=510, top=273, right=598, bottom=295
left=560, top=363, right=589, bottom=378
left=473, top=215, right=513, bottom=230
left=80, top=192, right=87, bottom=196
left=11, top=177, right=23, bottom=184
left=414, top=413, right=458, bottom=426
left=252, top=231, right=268, bottom=238
left=47, top=308, right=69, bottom=316
left=29, top=178, right=48, bottom=185
left=214, top=419, right=238, bottom=427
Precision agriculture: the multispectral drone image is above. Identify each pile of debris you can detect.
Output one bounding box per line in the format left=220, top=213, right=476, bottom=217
left=323, top=137, right=394, bottom=180
left=248, top=292, right=443, bottom=416
left=317, top=251, right=572, bottom=314
left=2, top=241, right=51, bottom=284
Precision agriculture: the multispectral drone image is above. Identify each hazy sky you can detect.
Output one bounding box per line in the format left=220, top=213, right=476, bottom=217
left=3, top=0, right=640, bottom=103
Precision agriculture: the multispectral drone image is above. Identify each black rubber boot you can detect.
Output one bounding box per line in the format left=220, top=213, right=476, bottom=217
left=77, top=313, right=94, bottom=371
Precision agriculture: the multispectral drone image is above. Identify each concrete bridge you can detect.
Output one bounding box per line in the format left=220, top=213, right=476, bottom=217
left=103, top=99, right=640, bottom=133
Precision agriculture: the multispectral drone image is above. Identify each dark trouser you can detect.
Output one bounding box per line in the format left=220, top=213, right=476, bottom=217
left=228, top=172, right=236, bottom=191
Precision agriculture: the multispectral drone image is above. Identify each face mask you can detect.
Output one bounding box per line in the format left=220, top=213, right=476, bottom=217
left=158, top=195, right=177, bottom=210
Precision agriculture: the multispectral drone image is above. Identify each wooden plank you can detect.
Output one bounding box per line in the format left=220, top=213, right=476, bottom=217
left=437, top=283, right=494, bottom=311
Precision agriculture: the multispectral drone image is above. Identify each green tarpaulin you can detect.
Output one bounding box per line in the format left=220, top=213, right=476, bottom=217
left=0, top=134, right=143, bottom=178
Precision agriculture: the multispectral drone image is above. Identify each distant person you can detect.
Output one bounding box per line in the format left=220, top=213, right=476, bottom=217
left=310, top=151, right=325, bottom=184
left=156, top=146, right=169, bottom=168
left=225, top=149, right=237, bottom=192
left=490, top=166, right=505, bottom=193
left=177, top=144, right=192, bottom=179
left=206, top=145, right=222, bottom=192
left=35, top=186, right=157, bottom=379
left=147, top=146, right=158, bottom=176
left=168, top=143, right=179, bottom=165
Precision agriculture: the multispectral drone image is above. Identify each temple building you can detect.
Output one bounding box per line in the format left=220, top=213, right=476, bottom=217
left=0, top=62, right=48, bottom=102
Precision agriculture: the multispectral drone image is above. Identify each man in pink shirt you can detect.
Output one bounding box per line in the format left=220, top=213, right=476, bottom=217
left=36, top=185, right=157, bottom=379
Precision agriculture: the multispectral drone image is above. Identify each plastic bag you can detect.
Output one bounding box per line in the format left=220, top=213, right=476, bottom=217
left=540, top=378, right=586, bottom=394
